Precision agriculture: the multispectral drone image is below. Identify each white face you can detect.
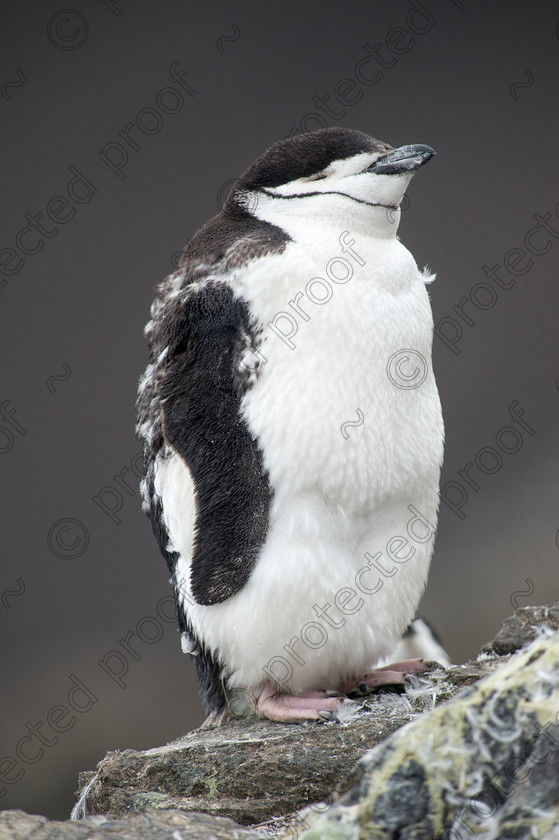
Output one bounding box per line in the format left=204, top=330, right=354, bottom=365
left=243, top=151, right=415, bottom=240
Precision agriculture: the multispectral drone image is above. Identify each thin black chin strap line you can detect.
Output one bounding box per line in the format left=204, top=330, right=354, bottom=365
left=257, top=187, right=398, bottom=212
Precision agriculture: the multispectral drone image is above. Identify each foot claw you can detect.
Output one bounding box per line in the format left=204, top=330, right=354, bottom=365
left=422, top=659, right=442, bottom=672
left=346, top=682, right=371, bottom=699
left=318, top=711, right=341, bottom=723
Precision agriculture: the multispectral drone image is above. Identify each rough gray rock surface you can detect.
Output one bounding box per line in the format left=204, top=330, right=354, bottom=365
left=0, top=808, right=262, bottom=840
left=72, top=660, right=503, bottom=826
left=2, top=604, right=559, bottom=840
left=480, top=602, right=559, bottom=656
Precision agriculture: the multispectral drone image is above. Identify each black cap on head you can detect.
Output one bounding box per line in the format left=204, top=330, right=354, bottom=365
left=236, top=127, right=392, bottom=190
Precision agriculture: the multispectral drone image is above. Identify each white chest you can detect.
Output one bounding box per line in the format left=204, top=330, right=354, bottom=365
left=233, top=233, right=442, bottom=513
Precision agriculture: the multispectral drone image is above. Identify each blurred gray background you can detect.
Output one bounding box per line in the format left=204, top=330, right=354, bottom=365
left=1, top=0, right=558, bottom=820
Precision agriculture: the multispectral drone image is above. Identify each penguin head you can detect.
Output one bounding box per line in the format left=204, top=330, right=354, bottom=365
left=227, top=127, right=434, bottom=238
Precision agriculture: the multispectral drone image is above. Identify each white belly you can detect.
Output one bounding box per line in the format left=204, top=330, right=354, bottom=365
left=158, top=234, right=444, bottom=694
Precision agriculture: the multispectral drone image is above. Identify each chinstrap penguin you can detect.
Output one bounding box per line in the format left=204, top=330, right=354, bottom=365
left=137, top=127, right=445, bottom=723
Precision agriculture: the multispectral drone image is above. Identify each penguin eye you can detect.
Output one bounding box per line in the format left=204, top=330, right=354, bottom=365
left=303, top=172, right=328, bottom=182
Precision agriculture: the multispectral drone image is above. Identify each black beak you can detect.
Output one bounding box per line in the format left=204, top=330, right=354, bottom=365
left=367, top=144, right=435, bottom=175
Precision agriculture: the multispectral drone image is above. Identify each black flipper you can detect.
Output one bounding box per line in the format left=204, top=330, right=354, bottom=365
left=137, top=211, right=288, bottom=714
left=159, top=281, right=271, bottom=606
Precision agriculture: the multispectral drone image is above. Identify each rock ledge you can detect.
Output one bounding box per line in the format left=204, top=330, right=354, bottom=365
left=2, top=604, right=559, bottom=840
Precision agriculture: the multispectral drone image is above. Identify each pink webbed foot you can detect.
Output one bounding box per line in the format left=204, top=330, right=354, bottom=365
left=340, top=658, right=438, bottom=697
left=256, top=684, right=350, bottom=723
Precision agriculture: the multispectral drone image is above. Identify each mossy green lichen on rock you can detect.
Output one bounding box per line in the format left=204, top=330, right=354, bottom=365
left=203, top=769, right=220, bottom=798
left=129, top=791, right=173, bottom=811
left=293, top=631, right=559, bottom=839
